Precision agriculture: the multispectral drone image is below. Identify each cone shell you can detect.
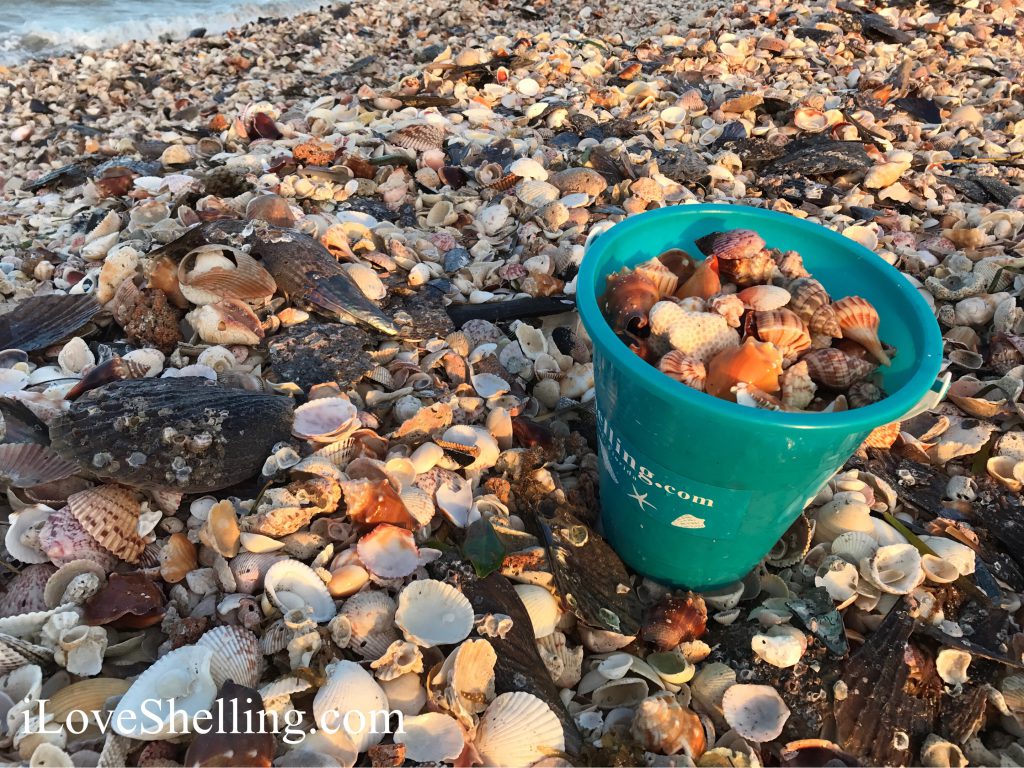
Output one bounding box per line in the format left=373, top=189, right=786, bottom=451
left=635, top=257, right=679, bottom=298
left=356, top=524, right=420, bottom=578
left=388, top=123, right=445, bottom=151
left=658, top=351, right=706, bottom=391
left=802, top=348, right=876, bottom=389
left=753, top=309, right=812, bottom=359
left=697, top=229, right=765, bottom=261
left=66, top=485, right=146, bottom=564
left=474, top=692, right=565, bottom=768
left=395, top=579, right=474, bottom=647
left=177, top=244, right=276, bottom=305
left=738, top=285, right=791, bottom=311
left=264, top=559, right=336, bottom=622
left=196, top=625, right=264, bottom=688
left=0, top=443, right=79, bottom=488
left=832, top=296, right=890, bottom=366
left=313, top=660, right=389, bottom=753
left=706, top=338, right=784, bottom=401
left=649, top=303, right=740, bottom=363
left=160, top=533, right=198, bottom=583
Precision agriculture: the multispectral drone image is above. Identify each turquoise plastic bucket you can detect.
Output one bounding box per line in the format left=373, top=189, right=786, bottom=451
left=577, top=204, right=946, bottom=589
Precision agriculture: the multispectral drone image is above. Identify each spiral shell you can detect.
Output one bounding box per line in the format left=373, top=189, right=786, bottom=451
left=706, top=338, right=784, bottom=401
left=752, top=308, right=811, bottom=360
left=832, top=296, right=890, bottom=366
left=658, top=351, right=706, bottom=391
left=788, top=278, right=842, bottom=337
left=779, top=361, right=816, bottom=410
left=720, top=249, right=777, bottom=288
left=802, top=348, right=876, bottom=390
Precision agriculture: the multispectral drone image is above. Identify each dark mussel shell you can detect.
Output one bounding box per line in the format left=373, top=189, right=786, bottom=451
left=49, top=377, right=294, bottom=493
left=0, top=294, right=101, bottom=352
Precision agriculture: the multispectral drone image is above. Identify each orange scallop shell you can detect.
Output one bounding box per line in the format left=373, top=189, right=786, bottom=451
left=178, top=244, right=277, bottom=303
left=706, top=337, right=784, bottom=401
left=160, top=533, right=198, bottom=584
left=66, top=484, right=146, bottom=564
left=832, top=296, right=890, bottom=366
left=658, top=351, right=707, bottom=391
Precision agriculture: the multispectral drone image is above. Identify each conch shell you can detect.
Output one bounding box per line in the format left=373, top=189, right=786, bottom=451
left=706, top=338, right=784, bottom=401
left=751, top=308, right=811, bottom=360
left=832, top=296, right=890, bottom=366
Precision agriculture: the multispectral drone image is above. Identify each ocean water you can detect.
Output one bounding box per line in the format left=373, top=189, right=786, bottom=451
left=0, top=0, right=329, bottom=64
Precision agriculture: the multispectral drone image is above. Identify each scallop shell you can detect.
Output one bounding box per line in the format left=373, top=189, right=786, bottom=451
left=517, top=180, right=561, bottom=208
left=44, top=560, right=106, bottom=609
left=395, top=579, right=474, bottom=647
left=47, top=678, right=132, bottom=727
left=813, top=492, right=874, bottom=545
left=160, top=533, right=198, bottom=584
left=112, top=645, right=217, bottom=740
left=340, top=590, right=400, bottom=660
left=177, top=244, right=276, bottom=305
left=802, top=348, right=876, bottom=389
left=356, top=524, right=419, bottom=578
left=753, top=309, right=811, bottom=360
left=697, top=229, right=765, bottom=262
left=513, top=584, right=561, bottom=639
left=635, top=257, right=680, bottom=298
left=0, top=294, right=101, bottom=352
left=447, top=637, right=497, bottom=714
left=196, top=625, right=264, bottom=688
left=0, top=444, right=79, bottom=489
left=832, top=296, right=890, bottom=366
left=859, top=544, right=923, bottom=595
left=313, top=660, right=390, bottom=753
left=722, top=684, right=791, bottom=742
left=830, top=531, right=878, bottom=564
left=264, top=559, right=336, bottom=622
left=292, top=397, right=358, bottom=441
left=658, top=351, right=706, bottom=391
left=474, top=692, right=565, bottom=768
left=388, top=124, right=445, bottom=151
left=66, top=485, right=146, bottom=564
left=737, top=285, right=791, bottom=311
left=0, top=563, right=54, bottom=618
left=395, top=712, right=466, bottom=763
left=690, top=661, right=736, bottom=720
left=649, top=303, right=740, bottom=363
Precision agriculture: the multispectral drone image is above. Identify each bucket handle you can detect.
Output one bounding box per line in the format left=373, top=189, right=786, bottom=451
left=899, top=371, right=951, bottom=422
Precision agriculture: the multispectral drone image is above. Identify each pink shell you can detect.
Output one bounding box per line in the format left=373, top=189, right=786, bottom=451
left=697, top=229, right=766, bottom=261
left=0, top=563, right=55, bottom=617
left=357, top=524, right=420, bottom=579
left=38, top=506, right=118, bottom=570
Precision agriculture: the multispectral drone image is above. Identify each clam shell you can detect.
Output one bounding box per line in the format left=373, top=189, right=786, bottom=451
left=921, top=554, right=959, bottom=584
left=196, top=625, right=264, bottom=688
left=177, top=244, right=276, bottom=305
left=0, top=294, right=101, bottom=352
left=802, top=348, right=876, bottom=389
left=48, top=678, right=132, bottom=726
left=292, top=397, right=358, bottom=441
left=517, top=180, right=561, bottom=208
left=813, top=492, right=874, bottom=545
left=439, top=425, right=500, bottom=471
left=794, top=107, right=828, bottom=132
left=858, top=544, right=923, bottom=595
left=751, top=626, right=807, bottom=668
left=592, top=677, right=650, bottom=708
left=0, top=444, right=79, bottom=489
left=38, top=505, right=119, bottom=570
left=832, top=296, right=890, bottom=366
left=722, top=684, right=791, bottom=742
left=474, top=692, right=565, bottom=768
left=49, top=378, right=294, bottom=493
left=340, top=590, right=400, bottom=659
left=160, top=533, right=198, bottom=583
left=395, top=579, right=474, bottom=647
left=264, top=559, right=336, bottom=622
left=66, top=485, right=146, bottom=564
left=112, top=645, right=217, bottom=740
left=186, top=299, right=264, bottom=346
left=395, top=712, right=466, bottom=763
left=313, top=660, right=389, bottom=753
left=356, top=524, right=419, bottom=578
left=381, top=672, right=428, bottom=716
left=737, top=285, right=791, bottom=312
left=918, top=536, right=975, bottom=576
left=513, top=584, right=561, bottom=639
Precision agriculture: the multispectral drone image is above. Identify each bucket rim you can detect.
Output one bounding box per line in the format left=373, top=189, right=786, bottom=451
left=577, top=203, right=944, bottom=430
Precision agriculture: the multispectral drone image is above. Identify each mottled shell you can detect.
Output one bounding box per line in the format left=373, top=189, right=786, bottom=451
left=779, top=361, right=817, bottom=410
left=549, top=167, right=607, bottom=197
left=196, top=625, right=264, bottom=688
left=753, top=308, right=812, bottom=359
left=389, top=124, right=445, bottom=151
left=658, top=351, right=706, bottom=391
left=697, top=229, right=766, bottom=262
left=788, top=278, right=842, bottom=337
left=720, top=249, right=777, bottom=288
left=802, top=349, right=876, bottom=390
left=66, top=485, right=146, bottom=563
left=832, top=296, right=890, bottom=366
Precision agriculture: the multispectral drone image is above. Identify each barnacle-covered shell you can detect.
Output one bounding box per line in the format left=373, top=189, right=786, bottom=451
left=474, top=692, right=565, bottom=768
left=802, top=349, right=876, bottom=390
left=658, top=351, right=706, bottom=391
left=49, top=378, right=293, bottom=493
left=832, top=296, right=890, bottom=366
left=66, top=484, right=146, bottom=564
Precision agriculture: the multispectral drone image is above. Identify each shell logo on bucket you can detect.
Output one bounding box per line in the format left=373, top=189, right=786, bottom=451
left=596, top=409, right=751, bottom=538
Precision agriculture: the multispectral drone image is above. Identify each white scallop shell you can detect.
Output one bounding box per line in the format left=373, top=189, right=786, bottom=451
left=830, top=531, right=878, bottom=564
left=858, top=544, right=923, bottom=595
left=340, top=590, right=399, bottom=660
left=919, top=536, right=975, bottom=576
left=395, top=579, right=474, bottom=647
left=264, top=560, right=336, bottom=622
left=292, top=397, right=358, bottom=441
left=513, top=585, right=560, bottom=639
left=722, top=683, right=791, bottom=742
left=395, top=712, right=466, bottom=763
left=812, top=492, right=874, bottom=545
left=516, top=180, right=560, bottom=208
left=356, top=525, right=419, bottom=579
left=509, top=157, right=547, bottom=182
left=690, top=662, right=736, bottom=719
left=313, top=660, right=389, bottom=753
left=112, top=645, right=217, bottom=740
left=196, top=625, right=264, bottom=688
left=474, top=692, right=565, bottom=768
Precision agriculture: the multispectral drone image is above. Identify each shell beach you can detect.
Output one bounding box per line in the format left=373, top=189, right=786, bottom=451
left=0, top=0, right=1023, bottom=764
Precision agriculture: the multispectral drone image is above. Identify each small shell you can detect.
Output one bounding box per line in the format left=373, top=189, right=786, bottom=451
left=313, top=660, right=389, bottom=753
left=47, top=677, right=131, bottom=728
left=513, top=584, right=560, bottom=639
left=787, top=278, right=841, bottom=337
left=395, top=579, right=474, bottom=647
left=794, top=107, right=829, bottom=132
left=779, top=361, right=816, bottom=410
left=921, top=554, right=959, bottom=584
left=439, top=425, right=500, bottom=471
left=66, top=485, right=146, bottom=564
left=356, top=524, right=419, bottom=578
left=830, top=531, right=878, bottom=564
left=395, top=713, right=466, bottom=763
left=858, top=544, right=923, bottom=595
left=264, top=559, right=336, bottom=622
left=658, top=351, right=706, bottom=391
left=340, top=591, right=400, bottom=660
left=474, top=692, right=565, bottom=768
left=802, top=348, right=876, bottom=389
left=549, top=167, right=608, bottom=197
left=737, top=285, right=791, bottom=311
left=935, top=649, right=971, bottom=686
left=641, top=593, right=708, bottom=650
left=631, top=692, right=706, bottom=758
left=389, top=124, right=445, bottom=151
left=292, top=397, right=358, bottom=441
left=517, top=180, right=561, bottom=208
left=832, top=296, right=890, bottom=366
left=697, top=229, right=766, bottom=261
left=920, top=734, right=968, bottom=768
left=690, top=662, right=736, bottom=720
left=196, top=625, right=264, bottom=688
left=722, top=684, right=791, bottom=742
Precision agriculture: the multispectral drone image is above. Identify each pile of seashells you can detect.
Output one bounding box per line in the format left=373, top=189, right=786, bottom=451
left=0, top=0, right=1022, bottom=764
left=600, top=227, right=895, bottom=409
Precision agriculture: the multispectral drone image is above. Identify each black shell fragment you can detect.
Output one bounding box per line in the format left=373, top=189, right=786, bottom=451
left=768, top=138, right=872, bottom=176
left=49, top=377, right=294, bottom=493
left=0, top=294, right=101, bottom=352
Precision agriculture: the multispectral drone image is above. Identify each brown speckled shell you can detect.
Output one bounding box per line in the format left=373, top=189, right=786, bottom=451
left=801, top=348, right=876, bottom=389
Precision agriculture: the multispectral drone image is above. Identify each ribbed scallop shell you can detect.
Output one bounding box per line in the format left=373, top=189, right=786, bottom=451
left=196, top=625, right=264, bottom=688
left=658, top=351, right=706, bottom=391
left=649, top=303, right=740, bottom=363
left=0, top=443, right=79, bottom=488
left=396, top=712, right=466, bottom=763
left=48, top=678, right=132, bottom=726
left=0, top=563, right=53, bottom=617
left=356, top=524, right=420, bottom=578
left=737, top=285, right=791, bottom=311
left=341, top=590, right=400, bottom=659
left=753, top=308, right=811, bottom=359
left=292, top=397, right=358, bottom=441
left=0, top=293, right=101, bottom=352
left=832, top=296, right=890, bottom=366
left=177, top=244, right=276, bottom=305
left=395, top=579, right=474, bottom=648
left=388, top=124, right=445, bottom=151
left=802, top=348, right=876, bottom=389
left=229, top=552, right=284, bottom=594
left=66, top=484, right=146, bottom=563
left=474, top=692, right=565, bottom=768
left=779, top=361, right=816, bottom=410
left=264, top=559, right=336, bottom=622
left=696, top=229, right=765, bottom=261
left=313, top=660, right=389, bottom=753
left=513, top=584, right=560, bottom=639
left=39, top=506, right=119, bottom=570
left=829, top=531, right=878, bottom=564
left=635, top=257, right=679, bottom=298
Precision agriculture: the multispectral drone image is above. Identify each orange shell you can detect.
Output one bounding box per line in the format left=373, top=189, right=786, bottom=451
left=641, top=592, right=707, bottom=650
left=66, top=485, right=146, bottom=564
left=635, top=257, right=680, bottom=298
left=160, top=533, right=198, bottom=583
left=753, top=308, right=812, bottom=359
left=802, top=348, right=876, bottom=389
left=832, top=295, right=890, bottom=366
left=603, top=270, right=660, bottom=333
left=146, top=256, right=190, bottom=309
left=675, top=257, right=721, bottom=300
left=178, top=244, right=277, bottom=303
left=200, top=500, right=241, bottom=558
left=706, top=337, right=784, bottom=401
left=658, top=351, right=707, bottom=391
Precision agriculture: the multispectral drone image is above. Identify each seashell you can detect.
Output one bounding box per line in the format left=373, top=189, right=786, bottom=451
left=830, top=531, right=878, bottom=564
left=832, top=296, right=890, bottom=366
left=813, top=492, right=874, bottom=545
left=935, top=649, right=971, bottom=687
left=66, top=485, right=146, bottom=564
left=802, top=348, right=876, bottom=389
left=549, top=167, right=607, bottom=197
left=787, top=278, right=842, bottom=338
left=779, top=361, right=816, bottom=410
left=112, top=645, right=217, bottom=740
left=738, top=285, right=790, bottom=312
left=65, top=355, right=149, bottom=400
left=641, top=593, right=707, bottom=650
left=646, top=651, right=696, bottom=685
left=264, top=560, right=336, bottom=622
left=196, top=625, right=264, bottom=689
left=920, top=734, right=968, bottom=768
left=513, top=584, right=560, bottom=639
left=650, top=303, right=740, bottom=363
left=722, top=684, right=790, bottom=743
left=706, top=338, right=784, bottom=401
left=752, top=309, right=811, bottom=360
left=443, top=636, right=497, bottom=715
left=635, top=257, right=680, bottom=298
left=38, top=506, right=118, bottom=570
left=381, top=672, right=428, bottom=717
left=0, top=367, right=28, bottom=393
left=794, top=107, right=828, bottom=132
left=389, top=123, right=445, bottom=151
left=720, top=249, right=777, bottom=288
left=0, top=564, right=54, bottom=617
left=658, top=351, right=706, bottom=391
left=357, top=524, right=419, bottom=578
left=198, top=499, right=240, bottom=558
left=918, top=536, right=974, bottom=576
left=690, top=662, right=736, bottom=721
left=160, top=532, right=198, bottom=583
left=602, top=270, right=660, bottom=335
left=395, top=579, right=474, bottom=647
left=921, top=554, right=959, bottom=584
left=537, top=631, right=583, bottom=688
left=751, top=626, right=807, bottom=668
left=0, top=444, right=79, bottom=489
left=859, top=544, right=923, bottom=595
left=395, top=712, right=466, bottom=763
left=177, top=244, right=276, bottom=305
left=47, top=677, right=131, bottom=728
left=864, top=161, right=908, bottom=190
left=0, top=294, right=101, bottom=353
left=710, top=294, right=745, bottom=328
left=517, top=180, right=561, bottom=208
left=591, top=677, right=651, bottom=708
left=631, top=692, right=706, bottom=758
left=186, top=299, right=265, bottom=346
left=313, top=660, right=389, bottom=753
left=49, top=378, right=293, bottom=493
left=340, top=590, right=399, bottom=659
left=439, top=425, right=500, bottom=472
left=5, top=505, right=55, bottom=564
left=246, top=194, right=296, bottom=227
left=292, top=397, right=358, bottom=441
left=82, top=571, right=164, bottom=628
left=474, top=692, right=565, bottom=768
left=697, top=230, right=765, bottom=262
left=369, top=639, right=423, bottom=681
left=57, top=338, right=94, bottom=375
left=675, top=257, right=721, bottom=300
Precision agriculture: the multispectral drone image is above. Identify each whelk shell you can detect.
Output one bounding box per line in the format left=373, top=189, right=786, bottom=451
left=787, top=278, right=842, bottom=338
left=802, top=348, right=876, bottom=390
left=752, top=308, right=812, bottom=360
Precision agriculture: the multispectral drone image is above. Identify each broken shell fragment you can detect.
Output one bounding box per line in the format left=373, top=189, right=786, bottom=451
left=722, top=684, right=791, bottom=742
